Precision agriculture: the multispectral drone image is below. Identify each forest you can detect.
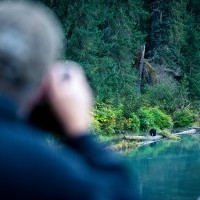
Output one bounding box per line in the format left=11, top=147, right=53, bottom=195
left=41, top=0, right=200, bottom=139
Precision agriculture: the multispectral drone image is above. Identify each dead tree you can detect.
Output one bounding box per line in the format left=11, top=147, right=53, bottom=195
left=138, top=45, right=146, bottom=94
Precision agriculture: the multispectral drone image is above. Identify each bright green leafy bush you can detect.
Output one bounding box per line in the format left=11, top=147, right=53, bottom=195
left=138, top=108, right=155, bottom=131
left=138, top=107, right=173, bottom=131
left=92, top=102, right=118, bottom=135
left=150, top=108, right=173, bottom=130
left=124, top=113, right=140, bottom=133
left=92, top=102, right=140, bottom=135
left=173, top=109, right=195, bottom=128
left=92, top=102, right=127, bottom=135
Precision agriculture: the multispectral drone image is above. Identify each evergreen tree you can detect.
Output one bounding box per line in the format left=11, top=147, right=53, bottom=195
left=40, top=0, right=200, bottom=114
left=41, top=0, right=148, bottom=106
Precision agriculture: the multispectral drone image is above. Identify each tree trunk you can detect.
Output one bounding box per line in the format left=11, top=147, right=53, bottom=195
left=138, top=44, right=146, bottom=94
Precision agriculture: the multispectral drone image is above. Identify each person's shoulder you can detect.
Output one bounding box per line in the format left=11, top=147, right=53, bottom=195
left=0, top=119, right=49, bottom=144
left=0, top=119, right=82, bottom=170
left=0, top=120, right=87, bottom=199
left=0, top=119, right=68, bottom=161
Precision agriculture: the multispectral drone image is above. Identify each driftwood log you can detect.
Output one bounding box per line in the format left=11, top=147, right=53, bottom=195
left=123, top=129, right=198, bottom=141
left=109, top=129, right=199, bottom=150
left=123, top=135, right=163, bottom=141
left=192, top=127, right=200, bottom=130
left=173, top=129, right=196, bottom=135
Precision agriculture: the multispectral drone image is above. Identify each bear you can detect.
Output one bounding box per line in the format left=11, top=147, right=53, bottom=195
left=149, top=128, right=156, bottom=136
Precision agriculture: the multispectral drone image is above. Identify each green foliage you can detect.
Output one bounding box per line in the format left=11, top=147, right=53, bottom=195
left=92, top=102, right=140, bottom=135
left=138, top=108, right=155, bottom=131
left=143, top=78, right=191, bottom=114
left=150, top=108, right=173, bottom=130
left=92, top=102, right=119, bottom=135
left=173, top=109, right=195, bottom=128
left=138, top=107, right=173, bottom=131
left=40, top=0, right=200, bottom=138
left=143, top=83, right=178, bottom=112
left=147, top=0, right=171, bottom=58
left=41, top=0, right=148, bottom=106
left=124, top=113, right=140, bottom=133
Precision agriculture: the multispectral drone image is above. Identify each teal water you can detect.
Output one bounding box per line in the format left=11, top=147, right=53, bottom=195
left=130, top=134, right=200, bottom=200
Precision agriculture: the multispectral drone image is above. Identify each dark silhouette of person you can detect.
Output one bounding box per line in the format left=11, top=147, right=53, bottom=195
left=0, top=2, right=140, bottom=200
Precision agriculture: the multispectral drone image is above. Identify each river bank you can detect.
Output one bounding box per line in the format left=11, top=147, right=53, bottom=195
left=103, top=127, right=200, bottom=151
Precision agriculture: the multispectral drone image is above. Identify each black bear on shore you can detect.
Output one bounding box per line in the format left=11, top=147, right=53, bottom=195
left=149, top=128, right=156, bottom=136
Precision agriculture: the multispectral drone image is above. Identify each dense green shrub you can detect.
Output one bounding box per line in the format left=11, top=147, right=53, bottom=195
left=124, top=113, right=140, bottom=133
left=173, top=109, right=195, bottom=128
left=138, top=107, right=173, bottom=131
left=150, top=108, right=173, bottom=130
left=92, top=102, right=127, bottom=135
left=142, top=81, right=190, bottom=114
left=92, top=102, right=118, bottom=135
left=138, top=108, right=155, bottom=131
left=92, top=102, right=140, bottom=135
left=143, top=83, right=178, bottom=108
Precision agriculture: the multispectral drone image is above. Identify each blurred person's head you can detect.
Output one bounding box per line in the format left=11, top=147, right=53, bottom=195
left=0, top=1, right=63, bottom=102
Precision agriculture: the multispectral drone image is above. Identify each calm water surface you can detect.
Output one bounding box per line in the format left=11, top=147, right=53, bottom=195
left=130, top=134, right=200, bottom=200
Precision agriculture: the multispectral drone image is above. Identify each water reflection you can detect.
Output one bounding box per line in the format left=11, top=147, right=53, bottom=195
left=130, top=134, right=200, bottom=200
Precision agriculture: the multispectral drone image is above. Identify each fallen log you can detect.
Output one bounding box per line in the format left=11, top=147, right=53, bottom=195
left=192, top=127, right=200, bottom=130
left=160, top=130, right=180, bottom=140
left=173, top=129, right=196, bottom=135
left=123, top=135, right=163, bottom=141
left=108, top=129, right=199, bottom=151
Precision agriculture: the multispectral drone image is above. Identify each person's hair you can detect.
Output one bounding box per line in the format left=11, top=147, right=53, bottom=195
left=0, top=1, right=63, bottom=98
